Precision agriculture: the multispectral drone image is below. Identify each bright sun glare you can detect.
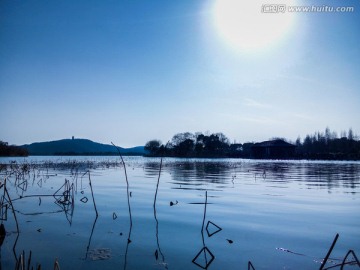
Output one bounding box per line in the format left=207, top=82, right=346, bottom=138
left=213, top=0, right=296, bottom=52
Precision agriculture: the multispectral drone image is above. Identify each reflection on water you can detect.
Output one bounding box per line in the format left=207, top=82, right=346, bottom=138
left=144, top=159, right=360, bottom=193
left=0, top=156, right=359, bottom=269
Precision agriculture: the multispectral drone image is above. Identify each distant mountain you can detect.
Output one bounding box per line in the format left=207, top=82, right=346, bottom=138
left=21, top=138, right=147, bottom=156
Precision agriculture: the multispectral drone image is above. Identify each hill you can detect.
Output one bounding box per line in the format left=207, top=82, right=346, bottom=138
left=21, top=138, right=146, bottom=156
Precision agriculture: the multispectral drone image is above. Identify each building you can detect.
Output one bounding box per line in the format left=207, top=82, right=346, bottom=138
left=251, top=139, right=296, bottom=159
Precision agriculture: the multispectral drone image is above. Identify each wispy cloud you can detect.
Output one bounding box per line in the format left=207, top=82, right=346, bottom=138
left=243, top=98, right=272, bottom=109
left=292, top=113, right=314, bottom=121
left=239, top=116, right=281, bottom=125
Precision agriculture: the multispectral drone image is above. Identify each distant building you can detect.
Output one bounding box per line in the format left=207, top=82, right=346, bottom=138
left=72, top=136, right=74, bottom=140
left=251, top=139, right=296, bottom=159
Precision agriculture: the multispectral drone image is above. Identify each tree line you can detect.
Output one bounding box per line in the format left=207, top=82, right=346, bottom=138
left=295, top=128, right=360, bottom=160
left=145, top=132, right=258, bottom=158
left=145, top=128, right=360, bottom=160
left=0, top=141, right=29, bottom=157
left=145, top=132, right=236, bottom=158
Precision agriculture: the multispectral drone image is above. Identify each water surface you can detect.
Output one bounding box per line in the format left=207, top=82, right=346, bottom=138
left=0, top=156, right=359, bottom=269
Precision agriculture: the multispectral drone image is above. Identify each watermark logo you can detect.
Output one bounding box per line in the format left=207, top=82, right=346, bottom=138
left=262, top=4, right=286, bottom=13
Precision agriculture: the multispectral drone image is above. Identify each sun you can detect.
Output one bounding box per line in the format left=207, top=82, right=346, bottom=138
left=212, top=0, right=296, bottom=52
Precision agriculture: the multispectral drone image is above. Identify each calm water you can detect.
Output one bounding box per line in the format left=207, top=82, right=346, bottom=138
left=0, top=156, right=359, bottom=269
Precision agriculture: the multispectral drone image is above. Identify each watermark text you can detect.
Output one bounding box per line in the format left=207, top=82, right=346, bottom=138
left=262, top=4, right=355, bottom=13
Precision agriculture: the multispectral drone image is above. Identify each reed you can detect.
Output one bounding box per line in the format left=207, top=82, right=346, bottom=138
left=111, top=142, right=132, bottom=230
left=87, top=171, right=98, bottom=217
left=111, top=142, right=133, bottom=270
left=3, top=178, right=20, bottom=259
left=320, top=233, right=339, bottom=270
left=13, top=250, right=60, bottom=270
left=153, top=146, right=167, bottom=266
left=340, top=250, right=360, bottom=269
left=248, top=261, right=256, bottom=270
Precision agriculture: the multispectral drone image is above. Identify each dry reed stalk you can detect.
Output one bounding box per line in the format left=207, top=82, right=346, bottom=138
left=320, top=233, right=339, bottom=270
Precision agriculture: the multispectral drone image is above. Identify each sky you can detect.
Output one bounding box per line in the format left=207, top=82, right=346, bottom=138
left=1, top=0, right=359, bottom=147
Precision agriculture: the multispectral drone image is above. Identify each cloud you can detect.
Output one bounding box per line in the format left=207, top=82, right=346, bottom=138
left=239, top=115, right=281, bottom=125
left=243, top=98, right=272, bottom=109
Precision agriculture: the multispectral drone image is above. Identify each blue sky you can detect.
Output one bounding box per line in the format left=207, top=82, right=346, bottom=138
left=1, top=0, right=359, bottom=147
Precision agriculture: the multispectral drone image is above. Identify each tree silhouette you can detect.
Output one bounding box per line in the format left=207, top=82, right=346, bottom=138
left=144, top=127, right=359, bottom=160
left=0, top=141, right=28, bottom=157
left=144, top=140, right=162, bottom=156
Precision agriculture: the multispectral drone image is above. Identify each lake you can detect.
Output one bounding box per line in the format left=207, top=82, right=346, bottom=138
left=0, top=156, right=359, bottom=269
